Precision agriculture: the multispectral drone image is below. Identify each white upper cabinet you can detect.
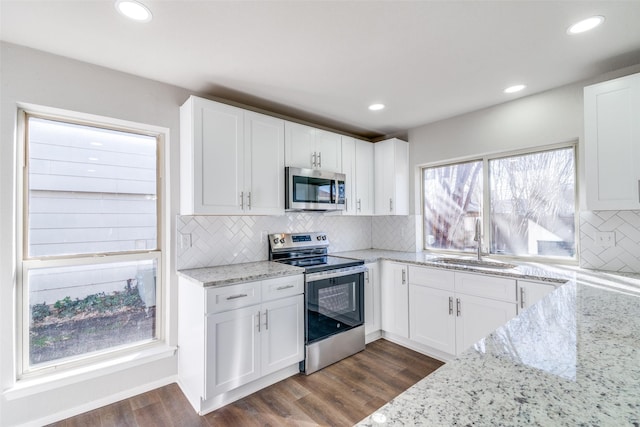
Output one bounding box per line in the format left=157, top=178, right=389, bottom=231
left=285, top=121, right=342, bottom=173
left=374, top=138, right=409, bottom=215
left=180, top=96, right=284, bottom=215
left=341, top=137, right=374, bottom=215
left=584, top=72, right=640, bottom=210
left=243, top=111, right=286, bottom=215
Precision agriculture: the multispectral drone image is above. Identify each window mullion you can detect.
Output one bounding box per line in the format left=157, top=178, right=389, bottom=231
left=482, top=156, right=491, bottom=255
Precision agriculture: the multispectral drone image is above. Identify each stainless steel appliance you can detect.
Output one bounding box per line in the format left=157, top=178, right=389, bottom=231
left=285, top=167, right=346, bottom=211
left=269, top=232, right=366, bottom=374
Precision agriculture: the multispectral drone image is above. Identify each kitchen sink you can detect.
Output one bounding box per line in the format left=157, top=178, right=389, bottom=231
left=433, top=257, right=517, bottom=269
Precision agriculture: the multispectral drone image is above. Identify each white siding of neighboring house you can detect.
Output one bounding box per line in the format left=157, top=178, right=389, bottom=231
left=27, top=118, right=157, bottom=303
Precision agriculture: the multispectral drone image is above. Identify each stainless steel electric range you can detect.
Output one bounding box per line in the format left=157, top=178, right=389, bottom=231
left=268, top=232, right=366, bottom=374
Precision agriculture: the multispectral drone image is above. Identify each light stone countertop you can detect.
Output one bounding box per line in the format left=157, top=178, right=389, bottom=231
left=177, top=260, right=304, bottom=287
left=352, top=255, right=640, bottom=426
left=333, top=249, right=570, bottom=284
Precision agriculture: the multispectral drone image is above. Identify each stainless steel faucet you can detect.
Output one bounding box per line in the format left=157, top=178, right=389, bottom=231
left=473, top=218, right=482, bottom=261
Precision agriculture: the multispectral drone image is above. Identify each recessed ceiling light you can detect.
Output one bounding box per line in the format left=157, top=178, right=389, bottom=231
left=567, top=16, right=604, bottom=34
left=90, top=142, right=103, bottom=146
left=504, top=84, right=526, bottom=94
left=115, top=0, right=153, bottom=23
left=368, top=103, right=385, bottom=111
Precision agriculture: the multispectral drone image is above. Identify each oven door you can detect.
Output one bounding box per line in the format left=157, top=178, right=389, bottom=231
left=305, top=270, right=364, bottom=344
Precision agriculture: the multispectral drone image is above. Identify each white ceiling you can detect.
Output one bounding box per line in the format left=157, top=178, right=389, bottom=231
left=2, top=1, right=640, bottom=139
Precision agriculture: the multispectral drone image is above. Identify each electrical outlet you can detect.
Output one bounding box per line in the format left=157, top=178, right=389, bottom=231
left=594, top=231, right=615, bottom=248
left=179, top=233, right=192, bottom=249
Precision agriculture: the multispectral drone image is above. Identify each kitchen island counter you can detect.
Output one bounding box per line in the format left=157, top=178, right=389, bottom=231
left=356, top=268, right=640, bottom=426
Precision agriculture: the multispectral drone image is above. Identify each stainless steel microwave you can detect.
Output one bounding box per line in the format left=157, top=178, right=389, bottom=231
left=285, top=167, right=346, bottom=211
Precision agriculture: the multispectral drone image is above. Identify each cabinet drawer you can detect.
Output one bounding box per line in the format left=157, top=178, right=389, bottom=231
left=206, top=281, right=262, bottom=314
left=408, top=265, right=454, bottom=291
left=262, top=275, right=304, bottom=302
left=454, top=272, right=516, bottom=303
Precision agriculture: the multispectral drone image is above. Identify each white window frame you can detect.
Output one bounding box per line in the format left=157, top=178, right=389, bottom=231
left=421, top=141, right=579, bottom=264
left=16, top=104, right=170, bottom=379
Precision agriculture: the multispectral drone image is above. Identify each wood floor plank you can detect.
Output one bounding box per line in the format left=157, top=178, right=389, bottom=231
left=47, top=339, right=444, bottom=427
left=98, top=400, right=137, bottom=427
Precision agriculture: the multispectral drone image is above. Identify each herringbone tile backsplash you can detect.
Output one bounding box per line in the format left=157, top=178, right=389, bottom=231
left=177, top=213, right=374, bottom=269
left=579, top=210, right=640, bottom=273
left=178, top=210, right=640, bottom=273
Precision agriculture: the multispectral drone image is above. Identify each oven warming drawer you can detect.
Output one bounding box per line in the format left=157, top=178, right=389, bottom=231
left=303, top=324, right=365, bottom=375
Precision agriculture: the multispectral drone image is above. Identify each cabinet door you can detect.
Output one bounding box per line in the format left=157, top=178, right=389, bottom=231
left=355, top=140, right=375, bottom=215
left=374, top=140, right=394, bottom=215
left=315, top=129, right=342, bottom=172
left=409, top=284, right=456, bottom=355
left=285, top=121, right=315, bottom=169
left=341, top=137, right=357, bottom=214
left=381, top=262, right=409, bottom=338
left=195, top=98, right=245, bottom=214
left=374, top=138, right=409, bottom=215
left=364, top=262, right=381, bottom=336
left=261, top=295, right=304, bottom=376
left=517, top=280, right=556, bottom=312
left=584, top=72, right=640, bottom=210
left=455, top=295, right=516, bottom=355
left=391, top=139, right=409, bottom=215
left=205, top=306, right=260, bottom=398
left=244, top=111, right=285, bottom=215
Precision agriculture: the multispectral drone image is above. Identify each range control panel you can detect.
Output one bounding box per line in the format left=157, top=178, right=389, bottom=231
left=269, top=232, right=329, bottom=252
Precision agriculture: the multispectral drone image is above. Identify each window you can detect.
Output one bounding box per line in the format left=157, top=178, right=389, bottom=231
left=20, top=113, right=163, bottom=375
left=422, top=145, right=576, bottom=260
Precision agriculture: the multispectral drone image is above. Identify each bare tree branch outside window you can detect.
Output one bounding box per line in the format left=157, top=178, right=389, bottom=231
left=422, top=146, right=576, bottom=259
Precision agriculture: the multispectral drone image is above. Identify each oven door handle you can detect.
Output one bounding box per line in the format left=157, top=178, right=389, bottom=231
left=305, top=265, right=368, bottom=282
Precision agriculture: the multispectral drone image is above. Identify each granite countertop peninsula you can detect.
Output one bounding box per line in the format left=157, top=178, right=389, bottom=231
left=334, top=249, right=571, bottom=284
left=177, top=261, right=304, bottom=287
left=356, top=276, right=640, bottom=426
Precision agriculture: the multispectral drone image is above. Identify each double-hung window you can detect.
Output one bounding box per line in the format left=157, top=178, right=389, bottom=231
left=19, top=111, right=165, bottom=376
left=422, top=144, right=577, bottom=260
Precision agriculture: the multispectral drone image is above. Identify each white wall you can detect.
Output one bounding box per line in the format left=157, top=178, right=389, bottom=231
left=408, top=63, right=640, bottom=273
left=0, top=42, right=188, bottom=426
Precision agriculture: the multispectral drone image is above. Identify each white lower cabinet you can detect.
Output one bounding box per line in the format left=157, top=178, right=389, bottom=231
left=260, top=295, right=305, bottom=375
left=454, top=294, right=516, bottom=353
left=206, top=306, right=261, bottom=397
left=381, top=262, right=409, bottom=338
left=406, top=265, right=517, bottom=357
left=409, top=283, right=456, bottom=354
left=178, top=274, right=304, bottom=414
left=517, top=279, right=556, bottom=312
left=364, top=262, right=381, bottom=339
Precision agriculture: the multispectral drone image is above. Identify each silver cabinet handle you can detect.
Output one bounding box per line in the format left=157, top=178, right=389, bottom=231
left=257, top=310, right=261, bottom=332
left=318, top=151, right=322, bottom=168
left=312, top=152, right=317, bottom=167
left=637, top=180, right=639, bottom=202
left=365, top=270, right=370, bottom=283
left=226, top=293, right=248, bottom=300
left=520, top=287, right=526, bottom=309
left=276, top=284, right=294, bottom=291
left=449, top=297, right=453, bottom=315
left=264, top=309, right=269, bottom=330
left=247, top=192, right=251, bottom=210
left=389, top=198, right=393, bottom=212
left=456, top=298, right=461, bottom=316
left=345, top=197, right=348, bottom=212
left=240, top=191, right=244, bottom=209
left=357, top=198, right=362, bottom=212
left=401, top=268, right=406, bottom=284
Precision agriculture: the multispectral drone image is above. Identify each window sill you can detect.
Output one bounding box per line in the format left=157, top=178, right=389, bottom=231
left=3, top=343, right=177, bottom=401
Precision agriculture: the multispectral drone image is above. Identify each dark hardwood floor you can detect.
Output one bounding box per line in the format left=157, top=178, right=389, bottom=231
left=47, top=339, right=444, bottom=427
